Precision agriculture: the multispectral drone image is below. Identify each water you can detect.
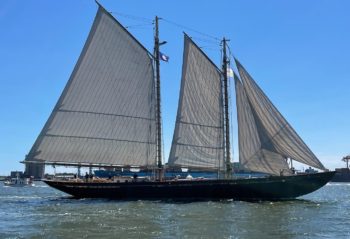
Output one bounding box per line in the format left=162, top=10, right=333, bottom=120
left=0, top=182, right=349, bottom=239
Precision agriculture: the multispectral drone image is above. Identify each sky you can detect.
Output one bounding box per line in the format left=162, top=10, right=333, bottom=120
left=0, top=0, right=349, bottom=175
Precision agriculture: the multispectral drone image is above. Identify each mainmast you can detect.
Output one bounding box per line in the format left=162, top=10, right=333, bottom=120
left=154, top=16, right=165, bottom=180
left=222, top=38, right=232, bottom=179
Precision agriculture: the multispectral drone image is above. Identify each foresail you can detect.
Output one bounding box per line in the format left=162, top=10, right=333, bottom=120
left=235, top=59, right=325, bottom=171
left=25, top=5, right=156, bottom=167
left=168, top=35, right=224, bottom=169
left=235, top=76, right=290, bottom=175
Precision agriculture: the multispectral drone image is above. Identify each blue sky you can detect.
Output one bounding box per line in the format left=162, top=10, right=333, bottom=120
left=0, top=0, right=349, bottom=175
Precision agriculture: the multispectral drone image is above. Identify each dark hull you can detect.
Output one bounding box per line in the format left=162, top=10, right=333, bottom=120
left=44, top=171, right=335, bottom=201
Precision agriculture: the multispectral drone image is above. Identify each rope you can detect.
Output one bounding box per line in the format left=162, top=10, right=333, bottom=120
left=111, top=11, right=153, bottom=23
left=125, top=23, right=154, bottom=29
left=160, top=18, right=221, bottom=42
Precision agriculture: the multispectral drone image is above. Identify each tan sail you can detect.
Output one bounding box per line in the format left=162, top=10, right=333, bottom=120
left=168, top=35, right=224, bottom=169
left=235, top=59, right=326, bottom=174
left=25, top=5, right=156, bottom=167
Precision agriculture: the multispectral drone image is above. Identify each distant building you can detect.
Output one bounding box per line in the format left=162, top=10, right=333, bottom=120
left=24, top=163, right=45, bottom=179
left=10, top=171, right=24, bottom=178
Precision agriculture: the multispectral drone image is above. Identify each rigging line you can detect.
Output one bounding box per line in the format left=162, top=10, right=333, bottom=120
left=199, top=46, right=221, bottom=52
left=191, top=36, right=221, bottom=44
left=161, top=18, right=221, bottom=42
left=110, top=11, right=153, bottom=23
left=109, top=11, right=220, bottom=42
left=161, top=118, right=165, bottom=164
left=198, top=44, right=220, bottom=49
left=125, top=23, right=154, bottom=29
left=159, top=99, right=165, bottom=164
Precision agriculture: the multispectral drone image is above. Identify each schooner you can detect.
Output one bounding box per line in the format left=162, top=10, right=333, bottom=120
left=23, top=2, right=335, bottom=200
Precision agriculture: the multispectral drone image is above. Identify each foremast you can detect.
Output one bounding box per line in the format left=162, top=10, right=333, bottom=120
left=222, top=38, right=232, bottom=179
left=154, top=16, right=165, bottom=180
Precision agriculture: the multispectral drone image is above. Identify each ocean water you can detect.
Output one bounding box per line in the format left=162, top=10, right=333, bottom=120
left=0, top=181, right=349, bottom=239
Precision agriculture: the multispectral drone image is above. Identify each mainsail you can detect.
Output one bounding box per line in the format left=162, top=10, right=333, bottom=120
left=235, top=59, right=326, bottom=175
left=168, top=35, right=224, bottom=169
left=25, top=5, right=156, bottom=167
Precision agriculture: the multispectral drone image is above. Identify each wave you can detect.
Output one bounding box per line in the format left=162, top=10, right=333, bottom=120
left=0, top=195, right=42, bottom=199
left=326, top=182, right=350, bottom=186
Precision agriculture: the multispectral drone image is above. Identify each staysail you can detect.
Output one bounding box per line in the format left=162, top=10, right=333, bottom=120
left=25, top=5, right=156, bottom=167
left=235, top=59, right=326, bottom=175
left=168, top=35, right=224, bottom=169
left=235, top=75, right=290, bottom=175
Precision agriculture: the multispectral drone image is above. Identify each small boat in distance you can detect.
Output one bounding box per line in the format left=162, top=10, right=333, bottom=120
left=24, top=2, right=335, bottom=200
left=4, top=174, right=34, bottom=187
